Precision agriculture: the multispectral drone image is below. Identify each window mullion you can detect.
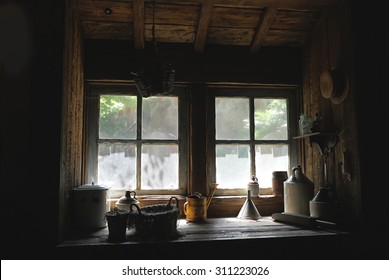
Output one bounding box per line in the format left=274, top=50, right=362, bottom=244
left=87, top=90, right=99, bottom=184
left=136, top=95, right=142, bottom=191
left=249, top=97, right=256, bottom=178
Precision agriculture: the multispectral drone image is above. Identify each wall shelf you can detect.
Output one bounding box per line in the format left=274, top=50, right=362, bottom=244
left=293, top=132, right=338, bottom=157
left=294, top=131, right=339, bottom=188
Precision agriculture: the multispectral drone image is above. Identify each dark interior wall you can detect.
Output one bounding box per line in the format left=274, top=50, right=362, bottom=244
left=84, top=39, right=302, bottom=84
left=351, top=2, right=388, bottom=233
left=1, top=0, right=64, bottom=259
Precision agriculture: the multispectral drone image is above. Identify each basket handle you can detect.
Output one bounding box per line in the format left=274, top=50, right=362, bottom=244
left=130, top=203, right=142, bottom=214
left=167, top=196, right=179, bottom=207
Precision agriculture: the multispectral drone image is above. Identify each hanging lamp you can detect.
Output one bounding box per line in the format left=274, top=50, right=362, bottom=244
left=131, top=1, right=175, bottom=98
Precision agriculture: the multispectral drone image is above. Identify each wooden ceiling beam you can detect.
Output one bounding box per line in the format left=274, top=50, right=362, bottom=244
left=133, top=0, right=145, bottom=49
left=194, top=3, right=213, bottom=52
left=78, top=0, right=338, bottom=50
left=146, top=0, right=338, bottom=10
left=250, top=7, right=277, bottom=54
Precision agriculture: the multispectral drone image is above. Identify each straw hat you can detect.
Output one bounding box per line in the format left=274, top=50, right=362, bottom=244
left=319, top=67, right=349, bottom=104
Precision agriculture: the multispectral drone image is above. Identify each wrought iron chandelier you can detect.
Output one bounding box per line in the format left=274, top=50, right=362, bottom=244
left=131, top=1, right=175, bottom=97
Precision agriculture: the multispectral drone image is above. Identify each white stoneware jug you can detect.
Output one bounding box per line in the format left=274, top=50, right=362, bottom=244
left=247, top=176, right=259, bottom=197
left=283, top=166, right=314, bottom=216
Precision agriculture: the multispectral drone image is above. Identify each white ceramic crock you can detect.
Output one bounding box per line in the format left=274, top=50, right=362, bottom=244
left=73, top=182, right=110, bottom=229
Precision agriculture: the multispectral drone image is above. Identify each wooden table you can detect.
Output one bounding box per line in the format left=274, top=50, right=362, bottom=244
left=57, top=216, right=357, bottom=259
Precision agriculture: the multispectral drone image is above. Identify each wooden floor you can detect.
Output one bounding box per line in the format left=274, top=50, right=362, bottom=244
left=55, top=216, right=370, bottom=259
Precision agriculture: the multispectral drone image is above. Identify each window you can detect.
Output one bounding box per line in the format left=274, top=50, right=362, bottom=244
left=85, top=83, right=188, bottom=198
left=84, top=82, right=298, bottom=200
left=206, top=86, right=298, bottom=195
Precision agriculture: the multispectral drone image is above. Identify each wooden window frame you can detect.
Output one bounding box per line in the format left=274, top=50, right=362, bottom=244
left=206, top=84, right=299, bottom=196
left=83, top=81, right=189, bottom=198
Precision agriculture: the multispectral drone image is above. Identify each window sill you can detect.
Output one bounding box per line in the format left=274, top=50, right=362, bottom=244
left=109, top=194, right=284, bottom=218
left=57, top=216, right=351, bottom=259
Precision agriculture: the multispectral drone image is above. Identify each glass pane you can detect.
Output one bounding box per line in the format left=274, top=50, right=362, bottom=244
left=255, top=144, right=289, bottom=187
left=254, top=98, right=288, bottom=140
left=141, top=144, right=178, bottom=189
left=216, top=97, right=249, bottom=140
left=142, top=96, right=178, bottom=139
left=97, top=143, right=136, bottom=190
left=99, top=95, right=137, bottom=139
left=216, top=144, right=250, bottom=188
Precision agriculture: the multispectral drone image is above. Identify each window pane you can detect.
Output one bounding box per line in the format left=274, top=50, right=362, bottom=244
left=97, top=143, right=136, bottom=189
left=99, top=95, right=137, bottom=139
left=255, top=144, right=289, bottom=187
left=254, top=98, right=287, bottom=140
left=141, top=144, right=178, bottom=189
left=142, top=96, right=178, bottom=139
left=216, top=97, right=249, bottom=140
left=216, top=144, right=250, bottom=188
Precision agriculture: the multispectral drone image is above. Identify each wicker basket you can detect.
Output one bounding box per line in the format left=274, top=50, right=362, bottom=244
left=128, top=196, right=180, bottom=238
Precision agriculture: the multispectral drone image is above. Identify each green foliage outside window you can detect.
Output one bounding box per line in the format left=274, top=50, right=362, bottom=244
left=99, top=95, right=137, bottom=139
left=254, top=99, right=287, bottom=140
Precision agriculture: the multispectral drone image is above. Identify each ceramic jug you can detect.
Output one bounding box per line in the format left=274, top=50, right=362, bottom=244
left=247, top=176, right=259, bottom=197
left=309, top=187, right=338, bottom=221
left=299, top=114, right=313, bottom=135
left=283, top=165, right=314, bottom=216
left=115, top=191, right=139, bottom=211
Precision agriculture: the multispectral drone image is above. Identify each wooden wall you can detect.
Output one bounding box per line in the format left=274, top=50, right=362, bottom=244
left=302, top=4, right=361, bottom=227
left=59, top=0, right=85, bottom=242
left=302, top=1, right=388, bottom=234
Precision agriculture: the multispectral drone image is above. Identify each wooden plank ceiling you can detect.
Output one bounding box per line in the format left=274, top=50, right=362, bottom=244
left=76, top=0, right=339, bottom=53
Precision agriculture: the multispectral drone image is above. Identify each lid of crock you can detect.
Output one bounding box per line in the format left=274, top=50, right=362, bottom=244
left=74, top=182, right=110, bottom=191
